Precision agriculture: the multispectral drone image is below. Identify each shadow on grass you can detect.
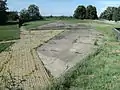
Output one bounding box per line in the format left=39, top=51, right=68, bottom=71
left=22, top=23, right=30, bottom=26
left=0, top=21, right=18, bottom=26
left=0, top=42, right=14, bottom=53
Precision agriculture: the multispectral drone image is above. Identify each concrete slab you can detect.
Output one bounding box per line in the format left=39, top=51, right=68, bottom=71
left=37, top=23, right=102, bottom=77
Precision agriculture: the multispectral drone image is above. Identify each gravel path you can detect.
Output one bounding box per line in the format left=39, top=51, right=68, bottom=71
left=0, top=27, right=63, bottom=90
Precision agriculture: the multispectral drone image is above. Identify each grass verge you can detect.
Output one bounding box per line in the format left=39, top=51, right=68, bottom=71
left=0, top=25, right=20, bottom=41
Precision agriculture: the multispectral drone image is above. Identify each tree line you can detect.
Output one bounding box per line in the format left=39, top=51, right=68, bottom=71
left=0, top=0, right=19, bottom=24
left=100, top=6, right=120, bottom=22
left=0, top=1, right=98, bottom=25
left=0, top=0, right=42, bottom=25
left=74, top=5, right=98, bottom=19
left=1, top=0, right=120, bottom=25
left=0, top=0, right=8, bottom=24
left=19, top=4, right=43, bottom=22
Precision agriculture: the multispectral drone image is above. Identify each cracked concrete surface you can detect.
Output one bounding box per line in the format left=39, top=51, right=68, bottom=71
left=37, top=23, right=102, bottom=77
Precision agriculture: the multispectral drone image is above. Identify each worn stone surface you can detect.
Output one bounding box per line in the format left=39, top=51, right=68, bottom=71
left=37, top=23, right=102, bottom=77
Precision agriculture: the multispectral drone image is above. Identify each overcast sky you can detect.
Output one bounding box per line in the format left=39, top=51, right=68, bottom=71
left=7, top=0, right=120, bottom=16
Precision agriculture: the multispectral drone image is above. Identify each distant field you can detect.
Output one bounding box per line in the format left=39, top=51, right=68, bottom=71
left=0, top=24, right=20, bottom=41
left=23, top=19, right=56, bottom=29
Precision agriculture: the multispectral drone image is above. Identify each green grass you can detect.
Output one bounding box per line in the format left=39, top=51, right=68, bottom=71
left=48, top=20, right=120, bottom=90
left=23, top=19, right=56, bottom=30
left=0, top=42, right=14, bottom=53
left=0, top=24, right=19, bottom=53
left=0, top=25, right=20, bottom=41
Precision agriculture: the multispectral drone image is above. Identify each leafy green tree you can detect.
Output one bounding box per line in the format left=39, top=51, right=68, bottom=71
left=112, top=7, right=120, bottom=22
left=0, top=0, right=8, bottom=24
left=73, top=5, right=86, bottom=19
left=20, top=9, right=30, bottom=21
left=28, top=4, right=42, bottom=20
left=99, top=11, right=107, bottom=19
left=86, top=5, right=98, bottom=19
left=100, top=7, right=116, bottom=20
left=106, top=7, right=114, bottom=20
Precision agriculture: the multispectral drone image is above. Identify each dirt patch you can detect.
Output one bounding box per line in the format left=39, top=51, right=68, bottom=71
left=37, top=22, right=102, bottom=77
left=31, top=21, right=90, bottom=30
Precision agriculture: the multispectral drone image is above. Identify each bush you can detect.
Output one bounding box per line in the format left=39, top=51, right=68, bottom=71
left=7, top=11, right=19, bottom=21
left=20, top=4, right=43, bottom=22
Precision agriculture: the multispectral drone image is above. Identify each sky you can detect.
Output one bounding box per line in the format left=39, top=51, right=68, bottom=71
left=7, top=0, right=120, bottom=16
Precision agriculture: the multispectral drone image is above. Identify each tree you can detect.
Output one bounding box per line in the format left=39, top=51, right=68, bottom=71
left=100, top=7, right=116, bottom=20
left=0, top=0, right=8, bottom=24
left=28, top=4, right=42, bottom=20
left=73, top=5, right=86, bottom=19
left=86, top=5, right=98, bottom=19
left=112, top=7, right=120, bottom=22
left=20, top=4, right=43, bottom=21
left=106, top=7, right=114, bottom=20
left=20, top=9, right=30, bottom=21
left=99, top=11, right=107, bottom=19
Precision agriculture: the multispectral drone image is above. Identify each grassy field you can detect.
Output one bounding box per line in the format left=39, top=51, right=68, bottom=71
left=0, top=19, right=55, bottom=42
left=1, top=19, right=120, bottom=89
left=23, top=18, right=90, bottom=30
left=23, top=19, right=56, bottom=29
left=0, top=24, right=19, bottom=53
left=49, top=20, right=120, bottom=90
left=0, top=24, right=20, bottom=41
left=0, top=19, right=54, bottom=53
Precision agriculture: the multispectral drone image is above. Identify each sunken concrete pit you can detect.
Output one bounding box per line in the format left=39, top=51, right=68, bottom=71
left=37, top=22, right=102, bottom=77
